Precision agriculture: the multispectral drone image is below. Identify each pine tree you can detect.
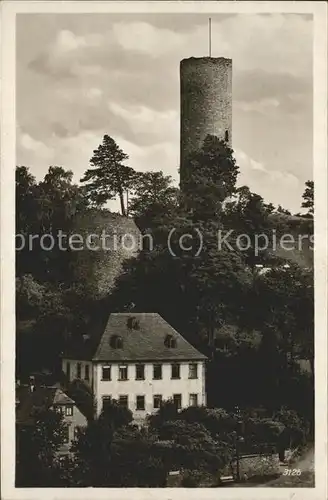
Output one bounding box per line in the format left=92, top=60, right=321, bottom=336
left=301, top=180, right=314, bottom=216
left=81, top=135, right=136, bottom=215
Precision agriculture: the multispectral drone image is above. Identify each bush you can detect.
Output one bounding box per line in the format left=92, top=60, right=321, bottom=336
left=181, top=469, right=207, bottom=487
left=155, top=420, right=232, bottom=473
left=274, top=407, right=308, bottom=448
left=180, top=469, right=216, bottom=487
left=99, top=399, right=133, bottom=430
left=178, top=406, right=236, bottom=442
left=109, top=426, right=167, bottom=487
left=148, top=399, right=179, bottom=429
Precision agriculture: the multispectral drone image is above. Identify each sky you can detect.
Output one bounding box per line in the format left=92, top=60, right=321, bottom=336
left=16, top=13, right=313, bottom=214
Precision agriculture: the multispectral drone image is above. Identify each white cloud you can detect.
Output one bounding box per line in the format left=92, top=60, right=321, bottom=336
left=55, top=30, right=88, bottom=52
left=108, top=102, right=179, bottom=140
left=210, top=14, right=312, bottom=77
left=20, top=133, right=53, bottom=159
left=235, top=149, right=301, bottom=211
left=112, top=22, right=183, bottom=55
left=85, top=87, right=103, bottom=100
left=53, top=29, right=103, bottom=54
left=235, top=98, right=280, bottom=113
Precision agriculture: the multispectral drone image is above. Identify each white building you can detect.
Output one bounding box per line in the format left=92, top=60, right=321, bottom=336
left=62, top=313, right=207, bottom=421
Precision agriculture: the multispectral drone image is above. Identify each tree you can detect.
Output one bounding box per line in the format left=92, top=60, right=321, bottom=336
left=276, top=205, right=291, bottom=215
left=66, top=379, right=96, bottom=423
left=242, top=417, right=285, bottom=450
left=154, top=420, right=232, bottom=476
left=274, top=407, right=307, bottom=449
left=71, top=399, right=133, bottom=485
left=256, top=264, right=314, bottom=377
left=16, top=408, right=67, bottom=486
left=16, top=165, right=89, bottom=284
left=181, top=135, right=239, bottom=220
left=108, top=426, right=167, bottom=487
left=16, top=274, right=46, bottom=319
left=223, top=186, right=275, bottom=268
left=16, top=166, right=38, bottom=235
left=301, top=180, right=314, bottom=216
left=16, top=166, right=39, bottom=277
left=128, top=171, right=179, bottom=230
left=72, top=412, right=166, bottom=487
left=80, top=135, right=136, bottom=215
left=148, top=399, right=180, bottom=429
left=38, top=166, right=88, bottom=230
left=179, top=406, right=236, bottom=441
left=71, top=416, right=115, bottom=486
left=99, top=399, right=133, bottom=429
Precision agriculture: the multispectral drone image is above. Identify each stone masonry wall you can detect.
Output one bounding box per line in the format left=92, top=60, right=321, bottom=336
left=230, top=453, right=281, bottom=479
left=180, top=56, right=232, bottom=180
left=71, top=212, right=141, bottom=300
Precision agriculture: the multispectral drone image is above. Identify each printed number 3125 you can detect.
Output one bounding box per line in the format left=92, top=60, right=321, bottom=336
left=283, top=469, right=302, bottom=476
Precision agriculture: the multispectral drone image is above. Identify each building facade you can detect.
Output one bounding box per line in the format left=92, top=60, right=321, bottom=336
left=62, top=313, right=207, bottom=421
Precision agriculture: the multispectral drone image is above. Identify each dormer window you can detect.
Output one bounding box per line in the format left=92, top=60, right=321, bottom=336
left=165, top=334, right=177, bottom=348
left=110, top=335, right=123, bottom=349
left=65, top=405, right=73, bottom=417
left=127, top=317, right=140, bottom=330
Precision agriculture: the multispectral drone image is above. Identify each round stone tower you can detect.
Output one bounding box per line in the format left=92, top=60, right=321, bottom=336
left=180, top=57, right=232, bottom=182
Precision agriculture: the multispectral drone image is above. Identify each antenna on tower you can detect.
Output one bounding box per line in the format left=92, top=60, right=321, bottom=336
left=209, top=17, right=212, bottom=57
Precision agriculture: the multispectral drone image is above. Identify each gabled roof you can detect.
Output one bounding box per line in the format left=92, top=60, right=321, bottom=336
left=16, top=386, right=75, bottom=425
left=92, top=313, right=207, bottom=362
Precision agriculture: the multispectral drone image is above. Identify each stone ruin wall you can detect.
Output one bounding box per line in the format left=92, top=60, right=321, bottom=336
left=71, top=212, right=141, bottom=300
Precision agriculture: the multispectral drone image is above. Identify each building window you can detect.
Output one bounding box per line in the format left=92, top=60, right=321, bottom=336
left=135, top=364, right=145, bottom=380
left=66, top=362, right=71, bottom=381
left=102, top=365, right=111, bottom=381
left=225, top=130, right=229, bottom=142
left=173, top=394, right=182, bottom=409
left=153, top=394, right=162, bottom=409
left=110, top=335, right=123, bottom=349
left=165, top=334, right=177, bottom=348
left=136, top=395, right=145, bottom=411
left=127, top=317, right=140, bottom=330
left=189, top=394, right=198, bottom=407
left=54, top=405, right=63, bottom=414
left=85, top=365, right=90, bottom=381
left=102, top=395, right=112, bottom=411
left=188, top=363, right=198, bottom=379
left=119, top=365, right=128, bottom=381
left=119, top=395, right=128, bottom=408
left=153, top=364, right=162, bottom=380
left=171, top=363, right=180, bottom=379
left=74, top=427, right=80, bottom=440
left=65, top=405, right=73, bottom=416
left=76, top=363, right=81, bottom=379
